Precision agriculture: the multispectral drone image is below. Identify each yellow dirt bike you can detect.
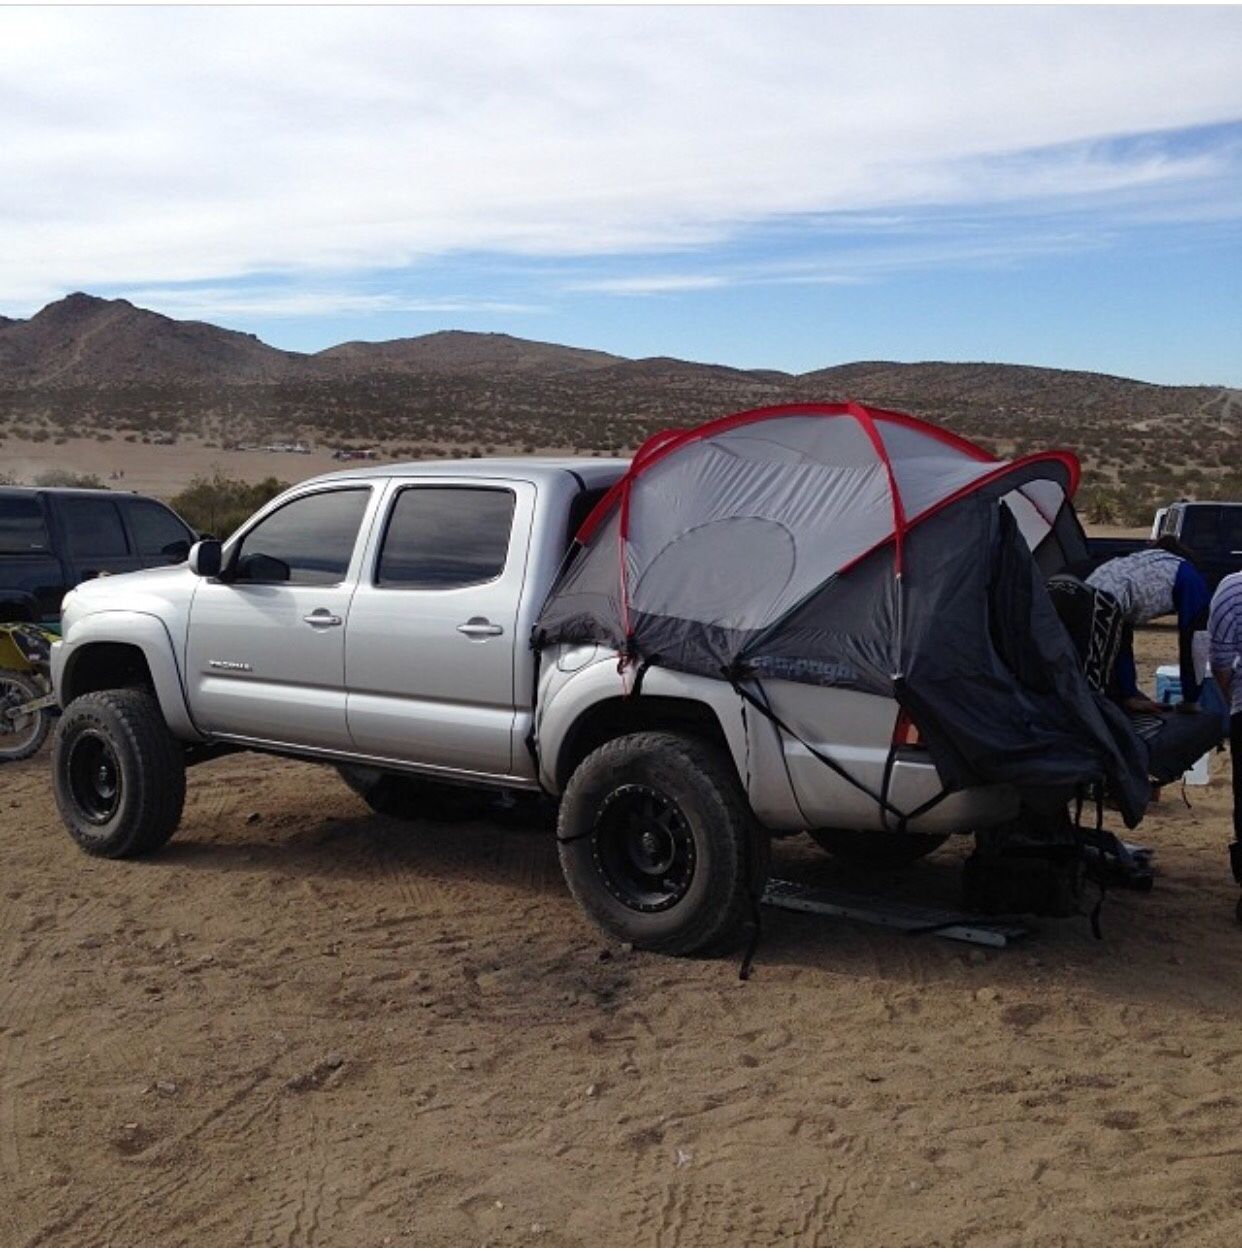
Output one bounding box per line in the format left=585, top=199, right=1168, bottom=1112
left=0, top=624, right=59, bottom=762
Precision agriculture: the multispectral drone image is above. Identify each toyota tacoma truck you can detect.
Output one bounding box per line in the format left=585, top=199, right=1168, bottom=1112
left=50, top=457, right=1027, bottom=955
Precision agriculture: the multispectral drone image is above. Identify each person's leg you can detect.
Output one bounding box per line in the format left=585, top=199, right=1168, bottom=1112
left=1232, top=712, right=1241, bottom=847
left=1231, top=712, right=1241, bottom=888
left=1110, top=625, right=1153, bottom=710
left=1115, top=638, right=1139, bottom=699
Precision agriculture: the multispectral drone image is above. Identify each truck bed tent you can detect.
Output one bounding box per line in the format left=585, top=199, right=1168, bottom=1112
left=534, top=402, right=1150, bottom=826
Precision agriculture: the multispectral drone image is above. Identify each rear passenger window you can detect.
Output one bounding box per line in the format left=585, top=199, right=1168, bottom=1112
left=126, top=499, right=194, bottom=558
left=0, top=496, right=51, bottom=553
left=61, top=498, right=129, bottom=558
left=377, top=487, right=515, bottom=589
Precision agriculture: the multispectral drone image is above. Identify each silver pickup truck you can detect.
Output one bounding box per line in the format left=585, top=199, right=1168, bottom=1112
left=50, top=458, right=1018, bottom=954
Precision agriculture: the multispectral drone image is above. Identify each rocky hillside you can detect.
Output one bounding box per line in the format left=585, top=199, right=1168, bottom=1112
left=0, top=293, right=310, bottom=387
left=1, top=293, right=1237, bottom=521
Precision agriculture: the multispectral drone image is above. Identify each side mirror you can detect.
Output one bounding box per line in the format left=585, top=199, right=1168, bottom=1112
left=189, top=539, right=223, bottom=578
left=236, top=552, right=291, bottom=583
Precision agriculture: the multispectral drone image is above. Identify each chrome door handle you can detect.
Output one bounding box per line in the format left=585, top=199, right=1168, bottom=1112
left=457, top=618, right=504, bottom=639
left=303, top=609, right=343, bottom=628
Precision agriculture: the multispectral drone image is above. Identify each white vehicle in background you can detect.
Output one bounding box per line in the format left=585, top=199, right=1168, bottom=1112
left=49, top=455, right=1020, bottom=955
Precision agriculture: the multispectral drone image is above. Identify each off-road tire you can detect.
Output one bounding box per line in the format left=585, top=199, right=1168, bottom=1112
left=810, top=828, right=948, bottom=868
left=53, top=688, right=185, bottom=858
left=558, top=732, right=768, bottom=956
left=0, top=670, right=52, bottom=762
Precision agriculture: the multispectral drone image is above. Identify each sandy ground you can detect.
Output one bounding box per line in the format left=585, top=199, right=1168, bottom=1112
left=2, top=637, right=1241, bottom=1246
left=0, top=435, right=364, bottom=499
left=0, top=436, right=584, bottom=500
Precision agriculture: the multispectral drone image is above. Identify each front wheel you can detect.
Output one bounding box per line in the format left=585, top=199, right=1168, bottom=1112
left=0, top=670, right=52, bottom=762
left=558, top=732, right=768, bottom=956
left=53, top=689, right=185, bottom=858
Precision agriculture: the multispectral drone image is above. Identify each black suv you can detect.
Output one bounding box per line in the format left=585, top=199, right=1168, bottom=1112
left=0, top=487, right=198, bottom=627
left=1157, top=501, right=1242, bottom=593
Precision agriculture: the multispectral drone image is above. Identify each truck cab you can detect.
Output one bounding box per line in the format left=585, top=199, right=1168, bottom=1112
left=174, top=459, right=621, bottom=780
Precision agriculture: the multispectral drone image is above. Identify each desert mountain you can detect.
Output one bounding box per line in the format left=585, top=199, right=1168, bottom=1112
left=316, top=329, right=623, bottom=376
left=0, top=293, right=304, bottom=387
left=0, top=294, right=1236, bottom=515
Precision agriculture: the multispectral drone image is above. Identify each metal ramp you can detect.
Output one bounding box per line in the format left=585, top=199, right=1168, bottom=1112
left=761, top=877, right=1029, bottom=949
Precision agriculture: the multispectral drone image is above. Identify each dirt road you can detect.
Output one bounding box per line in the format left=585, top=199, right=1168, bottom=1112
left=2, top=635, right=1240, bottom=1245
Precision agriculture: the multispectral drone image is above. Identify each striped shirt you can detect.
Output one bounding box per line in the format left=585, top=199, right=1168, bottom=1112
left=1209, top=572, right=1242, bottom=716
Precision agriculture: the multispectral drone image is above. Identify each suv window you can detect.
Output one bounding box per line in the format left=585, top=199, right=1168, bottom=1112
left=0, top=495, right=51, bottom=554
left=377, top=487, right=515, bottom=589
left=1181, top=506, right=1222, bottom=555
left=234, top=488, right=370, bottom=585
left=1223, top=506, right=1242, bottom=555
left=60, top=497, right=129, bottom=558
left=125, top=499, right=195, bottom=559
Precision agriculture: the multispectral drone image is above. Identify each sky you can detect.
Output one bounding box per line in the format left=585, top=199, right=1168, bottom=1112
left=2, top=6, right=1241, bottom=385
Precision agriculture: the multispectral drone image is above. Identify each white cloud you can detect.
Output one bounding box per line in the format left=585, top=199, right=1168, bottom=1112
left=0, top=6, right=1240, bottom=310
left=114, top=286, right=545, bottom=320
left=566, top=274, right=729, bottom=296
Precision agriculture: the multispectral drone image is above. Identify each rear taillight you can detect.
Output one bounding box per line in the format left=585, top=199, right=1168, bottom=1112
left=892, top=710, right=924, bottom=748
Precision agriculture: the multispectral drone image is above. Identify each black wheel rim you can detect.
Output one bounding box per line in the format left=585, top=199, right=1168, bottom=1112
left=591, top=784, right=696, bottom=913
left=67, top=731, right=122, bottom=824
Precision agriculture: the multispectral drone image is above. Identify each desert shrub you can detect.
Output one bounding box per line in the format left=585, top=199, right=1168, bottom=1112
left=32, top=470, right=109, bottom=489
left=171, top=472, right=289, bottom=537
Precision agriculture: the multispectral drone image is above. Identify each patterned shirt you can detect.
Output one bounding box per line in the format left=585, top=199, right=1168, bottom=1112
left=1208, top=571, right=1242, bottom=716
left=1087, top=549, right=1185, bottom=623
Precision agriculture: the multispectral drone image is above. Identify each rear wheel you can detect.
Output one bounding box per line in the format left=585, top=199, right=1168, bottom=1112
left=0, top=670, right=52, bottom=762
left=810, top=828, right=948, bottom=868
left=53, top=689, right=185, bottom=858
left=558, top=732, right=768, bottom=956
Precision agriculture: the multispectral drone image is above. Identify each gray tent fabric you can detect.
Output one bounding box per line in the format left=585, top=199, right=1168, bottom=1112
left=534, top=402, right=1149, bottom=827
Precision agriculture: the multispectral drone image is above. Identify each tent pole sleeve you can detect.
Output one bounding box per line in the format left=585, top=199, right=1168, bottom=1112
left=848, top=400, right=908, bottom=679
left=618, top=477, right=634, bottom=648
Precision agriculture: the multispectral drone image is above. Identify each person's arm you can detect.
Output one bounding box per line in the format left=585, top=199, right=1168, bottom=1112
left=1173, top=563, right=1210, bottom=706
left=1213, top=665, right=1235, bottom=699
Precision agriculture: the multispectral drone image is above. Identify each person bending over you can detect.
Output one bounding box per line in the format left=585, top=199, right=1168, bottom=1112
left=1086, top=538, right=1211, bottom=714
